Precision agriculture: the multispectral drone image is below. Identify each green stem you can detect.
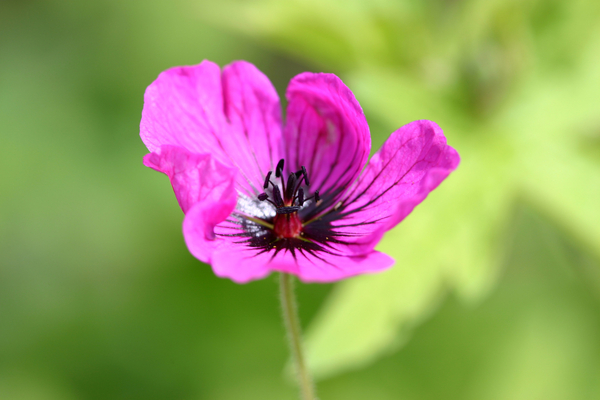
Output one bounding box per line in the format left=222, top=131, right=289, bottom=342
left=279, top=273, right=317, bottom=400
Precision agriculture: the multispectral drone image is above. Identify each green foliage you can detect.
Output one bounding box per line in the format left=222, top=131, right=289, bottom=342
left=314, top=206, right=600, bottom=400
left=0, top=1, right=323, bottom=399
left=2, top=0, right=600, bottom=398
left=204, top=0, right=600, bottom=379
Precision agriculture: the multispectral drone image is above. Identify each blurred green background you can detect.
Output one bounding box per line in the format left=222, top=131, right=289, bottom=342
left=1, top=0, right=600, bottom=399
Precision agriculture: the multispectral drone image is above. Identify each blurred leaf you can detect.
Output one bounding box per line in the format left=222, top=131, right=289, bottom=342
left=497, top=28, right=600, bottom=259
left=203, top=0, right=600, bottom=379
left=0, top=1, right=325, bottom=399
left=304, top=70, right=517, bottom=377
left=314, top=205, right=600, bottom=400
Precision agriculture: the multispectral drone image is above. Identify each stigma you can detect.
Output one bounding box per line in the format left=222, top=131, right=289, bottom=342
left=257, top=159, right=320, bottom=238
left=273, top=213, right=303, bottom=238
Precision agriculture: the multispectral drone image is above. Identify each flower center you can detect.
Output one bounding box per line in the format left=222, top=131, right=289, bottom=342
left=273, top=213, right=303, bottom=238
left=257, top=159, right=320, bottom=239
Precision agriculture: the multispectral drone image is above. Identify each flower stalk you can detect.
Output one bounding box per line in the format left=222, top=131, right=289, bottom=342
left=279, top=273, right=317, bottom=400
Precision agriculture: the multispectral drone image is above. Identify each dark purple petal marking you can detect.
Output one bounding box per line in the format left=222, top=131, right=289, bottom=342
left=283, top=73, right=371, bottom=199
left=221, top=120, right=459, bottom=267
left=143, top=61, right=425, bottom=283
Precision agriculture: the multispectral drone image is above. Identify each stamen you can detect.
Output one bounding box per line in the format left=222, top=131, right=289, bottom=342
left=253, top=160, right=325, bottom=240
left=275, top=159, right=284, bottom=178
left=275, top=159, right=286, bottom=194
left=272, top=186, right=284, bottom=207
left=301, top=166, right=309, bottom=186
left=293, top=170, right=305, bottom=196
left=263, top=171, right=272, bottom=189
left=276, top=206, right=300, bottom=215
left=255, top=160, right=321, bottom=237
left=285, top=172, right=297, bottom=201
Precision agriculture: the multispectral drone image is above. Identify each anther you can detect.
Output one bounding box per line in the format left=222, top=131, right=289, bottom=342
left=272, top=186, right=284, bottom=207
left=286, top=172, right=297, bottom=201
left=258, top=193, right=269, bottom=201
left=298, top=188, right=304, bottom=206
left=275, top=159, right=285, bottom=178
left=314, top=190, right=320, bottom=203
left=263, top=171, right=272, bottom=189
left=301, top=166, right=309, bottom=186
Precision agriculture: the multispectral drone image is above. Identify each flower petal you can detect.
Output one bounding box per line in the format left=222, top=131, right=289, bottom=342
left=291, top=250, right=394, bottom=283
left=201, top=242, right=394, bottom=283
left=283, top=73, right=370, bottom=198
left=144, top=145, right=237, bottom=219
left=140, top=61, right=227, bottom=157
left=330, top=120, right=460, bottom=254
left=140, top=60, right=283, bottom=194
left=221, top=61, right=284, bottom=187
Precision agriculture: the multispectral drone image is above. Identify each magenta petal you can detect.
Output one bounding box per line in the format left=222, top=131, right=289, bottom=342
left=222, top=61, right=284, bottom=186
left=141, top=60, right=283, bottom=193
left=143, top=145, right=237, bottom=216
left=290, top=250, right=394, bottom=283
left=200, top=240, right=394, bottom=283
left=141, top=61, right=228, bottom=157
left=142, top=61, right=460, bottom=284
left=335, top=120, right=460, bottom=254
left=283, top=73, right=370, bottom=196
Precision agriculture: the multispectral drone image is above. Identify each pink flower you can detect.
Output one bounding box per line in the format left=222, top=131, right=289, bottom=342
left=141, top=60, right=460, bottom=283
